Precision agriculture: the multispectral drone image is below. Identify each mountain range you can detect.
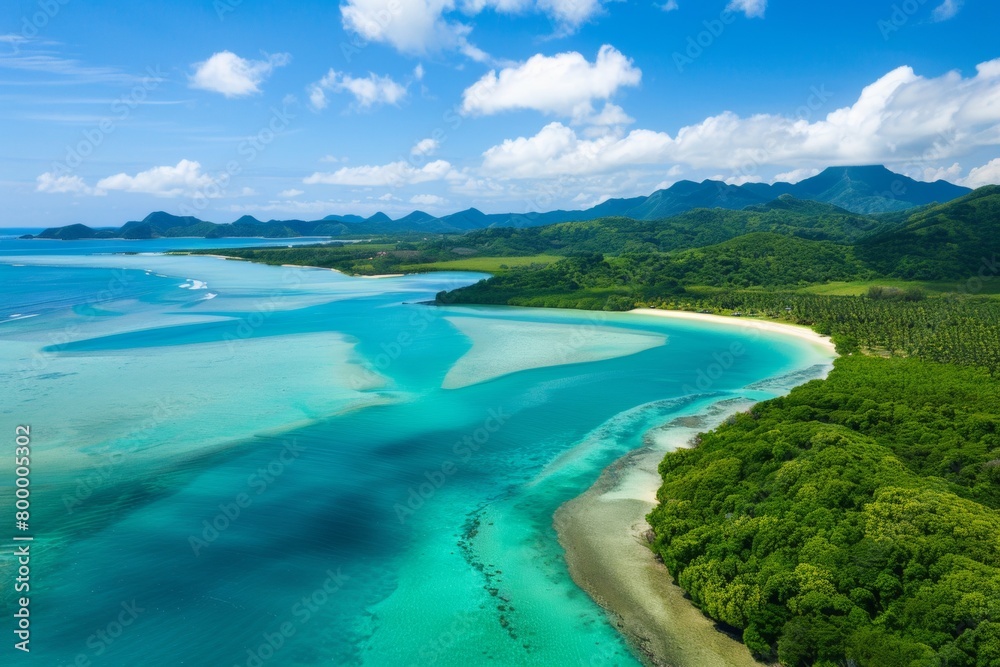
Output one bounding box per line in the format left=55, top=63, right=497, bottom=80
left=27, top=165, right=971, bottom=240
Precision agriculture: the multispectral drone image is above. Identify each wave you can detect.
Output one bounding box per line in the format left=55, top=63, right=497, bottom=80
left=527, top=393, right=724, bottom=486
left=743, top=362, right=833, bottom=392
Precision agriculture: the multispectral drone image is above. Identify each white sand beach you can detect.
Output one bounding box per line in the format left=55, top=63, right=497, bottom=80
left=628, top=307, right=837, bottom=354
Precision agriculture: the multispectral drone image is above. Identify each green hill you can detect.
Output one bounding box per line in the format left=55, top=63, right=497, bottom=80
left=458, top=197, right=890, bottom=258
left=779, top=165, right=971, bottom=214
left=663, top=232, right=872, bottom=287
left=857, top=186, right=1000, bottom=280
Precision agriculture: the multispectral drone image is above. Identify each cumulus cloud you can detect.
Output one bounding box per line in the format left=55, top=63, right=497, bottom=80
left=303, top=159, right=456, bottom=187
left=726, top=0, right=766, bottom=18
left=36, top=172, right=105, bottom=196
left=411, top=138, right=440, bottom=155
left=535, top=0, right=605, bottom=29
left=308, top=69, right=408, bottom=111
left=189, top=51, right=290, bottom=97
left=911, top=162, right=963, bottom=183
left=341, top=0, right=478, bottom=57
left=773, top=168, right=821, bottom=184
left=478, top=60, right=1000, bottom=178
left=481, top=122, right=671, bottom=178
left=278, top=188, right=305, bottom=197
left=586, top=103, right=634, bottom=127
left=340, top=0, right=608, bottom=59
left=410, top=193, right=448, bottom=205
left=461, top=45, right=641, bottom=123
left=932, top=0, right=962, bottom=22
left=463, top=0, right=608, bottom=29
left=964, top=158, right=1000, bottom=187
left=96, top=160, right=216, bottom=197
left=660, top=1, right=679, bottom=11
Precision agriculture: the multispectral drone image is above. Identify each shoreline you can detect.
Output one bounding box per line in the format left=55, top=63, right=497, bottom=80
left=189, top=254, right=404, bottom=278
left=627, top=307, right=837, bottom=354
left=557, top=308, right=838, bottom=667
left=555, top=402, right=764, bottom=667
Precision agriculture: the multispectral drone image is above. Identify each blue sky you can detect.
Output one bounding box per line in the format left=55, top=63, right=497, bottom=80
left=1, top=0, right=998, bottom=227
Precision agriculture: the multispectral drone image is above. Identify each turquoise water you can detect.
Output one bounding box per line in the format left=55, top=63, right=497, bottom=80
left=0, top=240, right=833, bottom=666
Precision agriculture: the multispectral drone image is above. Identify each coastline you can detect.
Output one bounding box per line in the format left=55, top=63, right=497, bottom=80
left=628, top=307, right=837, bottom=354
left=557, top=308, right=838, bottom=667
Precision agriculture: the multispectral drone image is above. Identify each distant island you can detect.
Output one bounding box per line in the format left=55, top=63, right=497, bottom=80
left=23, top=165, right=970, bottom=240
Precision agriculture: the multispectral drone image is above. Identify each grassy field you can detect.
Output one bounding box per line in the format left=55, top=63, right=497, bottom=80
left=398, top=254, right=563, bottom=273
left=796, top=278, right=1000, bottom=297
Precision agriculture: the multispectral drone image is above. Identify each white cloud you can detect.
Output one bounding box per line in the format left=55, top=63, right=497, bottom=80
left=320, top=155, right=344, bottom=163
left=411, top=138, right=440, bottom=155
left=726, top=0, right=766, bottom=18
left=278, top=188, right=305, bottom=197
left=651, top=166, right=685, bottom=190
left=463, top=0, right=607, bottom=30
left=963, top=158, right=1000, bottom=187
left=36, top=172, right=105, bottom=196
left=932, top=0, right=962, bottom=21
left=0, top=44, right=146, bottom=85
left=309, top=85, right=328, bottom=111
left=414, top=63, right=425, bottom=80
left=341, top=0, right=473, bottom=56
left=571, top=192, right=611, bottom=208
left=659, top=0, right=679, bottom=10
left=477, top=59, right=1000, bottom=179
left=189, top=51, right=291, bottom=98
left=303, top=159, right=456, bottom=186
left=340, top=0, right=608, bottom=60
left=96, top=160, right=216, bottom=197
left=773, top=168, right=820, bottom=183
left=228, top=199, right=347, bottom=215
left=481, top=122, right=671, bottom=178
left=410, top=193, right=448, bottom=206
left=724, top=173, right=765, bottom=185
left=461, top=45, right=641, bottom=123
left=910, top=162, right=962, bottom=183
left=536, top=0, right=604, bottom=29
left=585, top=103, right=634, bottom=127
left=308, top=69, right=407, bottom=111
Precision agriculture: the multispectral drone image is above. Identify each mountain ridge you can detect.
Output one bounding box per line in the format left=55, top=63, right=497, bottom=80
left=27, top=166, right=973, bottom=240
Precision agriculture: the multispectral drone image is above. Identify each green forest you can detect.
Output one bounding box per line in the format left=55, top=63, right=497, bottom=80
left=189, top=186, right=1000, bottom=666
left=648, top=356, right=1000, bottom=666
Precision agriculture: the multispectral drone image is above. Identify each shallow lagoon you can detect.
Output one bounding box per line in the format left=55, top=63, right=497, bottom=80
left=0, top=241, right=833, bottom=666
